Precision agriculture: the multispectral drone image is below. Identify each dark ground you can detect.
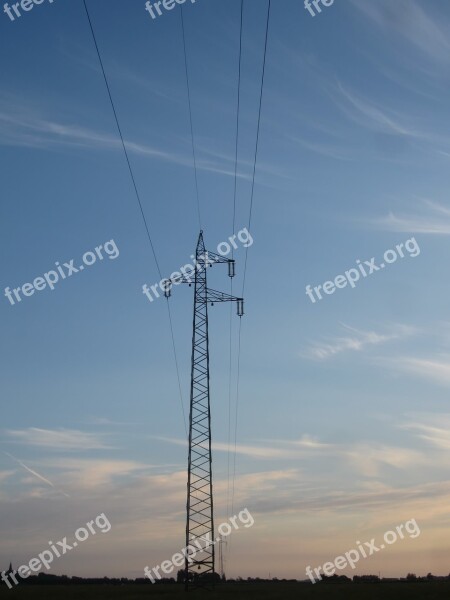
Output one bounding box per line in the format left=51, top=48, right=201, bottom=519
left=1, top=583, right=450, bottom=599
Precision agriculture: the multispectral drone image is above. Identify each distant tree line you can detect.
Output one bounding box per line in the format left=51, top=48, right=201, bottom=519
left=5, top=571, right=450, bottom=586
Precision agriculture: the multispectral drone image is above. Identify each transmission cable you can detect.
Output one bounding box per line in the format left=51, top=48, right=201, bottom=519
left=83, top=0, right=162, bottom=279
left=82, top=0, right=188, bottom=437
left=230, top=0, right=272, bottom=520
left=227, top=0, right=244, bottom=526
left=241, top=0, right=271, bottom=297
left=180, top=6, right=202, bottom=231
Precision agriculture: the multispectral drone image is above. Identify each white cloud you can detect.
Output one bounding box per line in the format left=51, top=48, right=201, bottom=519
left=156, top=436, right=293, bottom=459
left=4, top=428, right=112, bottom=451
left=331, top=83, right=450, bottom=160
left=0, top=106, right=253, bottom=181
left=0, top=470, right=14, bottom=482
left=303, top=323, right=414, bottom=360
left=335, top=82, right=410, bottom=136
left=401, top=416, right=450, bottom=450
left=372, top=200, right=450, bottom=235
left=388, top=355, right=450, bottom=387
left=344, top=444, right=424, bottom=478
left=291, top=435, right=331, bottom=450
left=349, top=0, right=450, bottom=65
left=48, top=458, right=147, bottom=489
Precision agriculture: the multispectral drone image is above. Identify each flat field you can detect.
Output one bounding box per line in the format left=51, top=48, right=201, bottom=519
left=1, top=583, right=449, bottom=599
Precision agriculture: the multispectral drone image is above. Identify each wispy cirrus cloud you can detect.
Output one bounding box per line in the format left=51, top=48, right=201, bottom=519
left=2, top=456, right=185, bottom=497
left=344, top=444, right=425, bottom=478
left=302, top=323, right=415, bottom=361
left=289, top=479, right=450, bottom=516
left=401, top=416, right=450, bottom=450
left=388, top=355, right=450, bottom=387
left=0, top=104, right=254, bottom=181
left=371, top=200, right=450, bottom=235
left=277, top=438, right=426, bottom=479
left=43, top=458, right=149, bottom=489
left=334, top=82, right=410, bottom=136
left=156, top=436, right=292, bottom=459
left=0, top=470, right=14, bottom=483
left=86, top=417, right=138, bottom=427
left=288, top=136, right=354, bottom=161
left=157, top=433, right=428, bottom=480
left=349, top=0, right=450, bottom=65
left=0, top=109, right=176, bottom=158
left=331, top=82, right=450, bottom=160
left=289, top=435, right=331, bottom=450
left=4, top=428, right=112, bottom=451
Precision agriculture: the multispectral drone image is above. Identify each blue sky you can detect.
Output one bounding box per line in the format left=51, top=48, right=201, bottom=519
left=2, top=0, right=450, bottom=581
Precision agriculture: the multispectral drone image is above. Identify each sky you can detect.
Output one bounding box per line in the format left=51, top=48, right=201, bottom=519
left=2, top=0, right=450, bottom=582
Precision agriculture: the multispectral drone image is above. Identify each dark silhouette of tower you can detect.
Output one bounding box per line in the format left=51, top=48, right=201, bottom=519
left=163, top=231, right=243, bottom=590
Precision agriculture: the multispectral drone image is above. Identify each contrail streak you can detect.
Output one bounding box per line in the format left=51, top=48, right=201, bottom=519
left=4, top=452, right=70, bottom=498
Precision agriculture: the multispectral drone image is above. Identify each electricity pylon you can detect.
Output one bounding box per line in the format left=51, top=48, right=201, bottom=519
left=164, top=231, right=243, bottom=590
left=218, top=536, right=227, bottom=580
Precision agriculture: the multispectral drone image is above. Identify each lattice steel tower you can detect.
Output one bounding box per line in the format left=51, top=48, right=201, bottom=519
left=164, top=231, right=243, bottom=590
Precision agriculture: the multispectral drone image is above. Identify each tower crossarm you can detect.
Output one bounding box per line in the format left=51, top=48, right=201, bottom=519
left=206, top=288, right=242, bottom=304
left=201, top=249, right=232, bottom=265
left=206, top=288, right=244, bottom=316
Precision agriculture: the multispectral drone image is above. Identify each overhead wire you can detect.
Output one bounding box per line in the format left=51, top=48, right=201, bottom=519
left=83, top=0, right=162, bottom=280
left=241, top=0, right=271, bottom=298
left=82, top=0, right=188, bottom=438
left=83, top=0, right=271, bottom=548
left=230, top=0, right=272, bottom=521
left=227, top=0, right=244, bottom=528
left=180, top=5, right=202, bottom=231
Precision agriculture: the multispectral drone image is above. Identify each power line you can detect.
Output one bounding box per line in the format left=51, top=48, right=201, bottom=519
left=230, top=0, right=272, bottom=519
left=232, top=0, right=244, bottom=244
left=166, top=302, right=188, bottom=438
left=230, top=315, right=242, bottom=519
left=180, top=5, right=202, bottom=231
left=82, top=0, right=162, bottom=280
left=82, top=0, right=187, bottom=436
left=241, top=0, right=271, bottom=297
left=227, top=0, right=244, bottom=525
